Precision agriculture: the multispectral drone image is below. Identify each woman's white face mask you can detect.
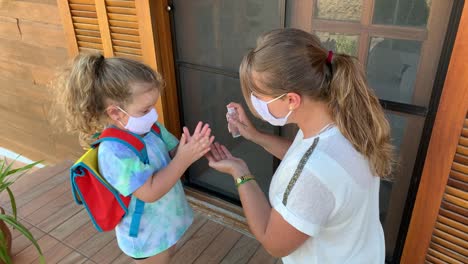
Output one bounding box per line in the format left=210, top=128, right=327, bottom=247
left=250, top=93, right=292, bottom=126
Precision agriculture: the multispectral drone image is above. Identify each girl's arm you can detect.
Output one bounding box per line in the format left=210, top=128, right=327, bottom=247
left=134, top=123, right=213, bottom=202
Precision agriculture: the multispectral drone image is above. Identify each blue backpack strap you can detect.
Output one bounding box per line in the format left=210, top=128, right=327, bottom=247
left=93, top=126, right=151, bottom=238
left=129, top=199, right=145, bottom=237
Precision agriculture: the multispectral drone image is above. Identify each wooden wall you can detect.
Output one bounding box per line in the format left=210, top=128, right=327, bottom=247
left=0, top=0, right=82, bottom=164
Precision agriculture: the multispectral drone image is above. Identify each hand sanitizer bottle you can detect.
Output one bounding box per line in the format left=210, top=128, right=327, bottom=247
left=227, top=107, right=241, bottom=138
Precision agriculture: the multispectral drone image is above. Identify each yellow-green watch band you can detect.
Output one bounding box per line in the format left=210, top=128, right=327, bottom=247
left=235, top=175, right=255, bottom=187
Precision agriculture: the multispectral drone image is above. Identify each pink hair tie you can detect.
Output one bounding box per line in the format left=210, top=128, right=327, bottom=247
left=327, top=50, right=334, bottom=64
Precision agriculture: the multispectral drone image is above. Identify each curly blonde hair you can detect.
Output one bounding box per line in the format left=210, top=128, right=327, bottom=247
left=52, top=53, right=164, bottom=147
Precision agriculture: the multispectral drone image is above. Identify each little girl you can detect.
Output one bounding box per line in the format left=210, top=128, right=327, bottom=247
left=54, top=53, right=213, bottom=263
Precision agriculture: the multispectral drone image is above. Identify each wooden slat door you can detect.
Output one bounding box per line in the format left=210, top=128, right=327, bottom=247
left=425, top=116, right=468, bottom=263
left=401, top=2, right=468, bottom=262
left=57, top=0, right=180, bottom=134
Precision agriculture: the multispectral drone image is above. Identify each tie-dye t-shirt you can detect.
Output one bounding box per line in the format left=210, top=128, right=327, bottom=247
left=97, top=122, right=194, bottom=258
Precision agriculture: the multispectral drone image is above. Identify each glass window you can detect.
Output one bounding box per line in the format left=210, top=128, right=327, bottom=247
left=367, top=37, right=422, bottom=105
left=173, top=0, right=283, bottom=72
left=373, top=0, right=431, bottom=27
left=314, top=0, right=362, bottom=21
left=316, top=32, right=359, bottom=56
left=178, top=66, right=276, bottom=200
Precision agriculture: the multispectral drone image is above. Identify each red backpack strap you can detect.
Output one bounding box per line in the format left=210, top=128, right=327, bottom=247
left=92, top=127, right=149, bottom=164
left=151, top=123, right=161, bottom=136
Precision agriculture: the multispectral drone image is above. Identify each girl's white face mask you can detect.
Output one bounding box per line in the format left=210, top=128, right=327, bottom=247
left=250, top=93, right=292, bottom=126
left=117, top=106, right=158, bottom=134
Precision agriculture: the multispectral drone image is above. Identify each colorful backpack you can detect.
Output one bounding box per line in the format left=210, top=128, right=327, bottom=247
left=70, top=124, right=162, bottom=238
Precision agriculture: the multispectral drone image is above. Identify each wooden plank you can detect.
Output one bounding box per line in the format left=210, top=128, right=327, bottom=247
left=72, top=17, right=99, bottom=24
left=429, top=242, right=468, bottom=263
left=90, top=238, right=122, bottom=264
left=57, top=251, right=88, bottom=264
left=109, top=26, right=139, bottom=35
left=70, top=0, right=95, bottom=4
left=446, top=185, right=468, bottom=200
left=220, top=236, right=260, bottom=264
left=76, top=35, right=102, bottom=44
left=107, top=13, right=137, bottom=22
left=441, top=201, right=468, bottom=218
left=74, top=22, right=100, bottom=31
left=113, top=45, right=142, bottom=55
left=57, top=0, right=79, bottom=57
left=36, top=198, right=83, bottom=233
left=13, top=234, right=58, bottom=263
left=108, top=20, right=138, bottom=29
left=0, top=1, right=61, bottom=24
left=112, top=39, right=140, bottom=49
left=24, top=189, right=75, bottom=224
left=114, top=51, right=141, bottom=61
left=20, top=20, right=67, bottom=49
left=19, top=181, right=71, bottom=217
left=150, top=0, right=181, bottom=134
left=95, top=0, right=115, bottom=57
left=311, top=19, right=428, bottom=41
left=248, top=247, right=277, bottom=264
left=70, top=4, right=96, bottom=12
left=435, top=222, right=468, bottom=241
left=457, top=145, right=468, bottom=157
left=0, top=38, right=68, bottom=67
left=75, top=28, right=101, bottom=37
left=77, top=230, right=115, bottom=258
left=50, top=209, right=89, bottom=241
left=433, top=229, right=467, bottom=249
left=450, top=170, right=468, bottom=183
left=2, top=161, right=71, bottom=201
left=64, top=221, right=99, bottom=250
left=78, top=40, right=103, bottom=49
left=427, top=248, right=464, bottom=264
left=193, top=228, right=243, bottom=264
left=111, top=253, right=132, bottom=264
left=174, top=212, right=208, bottom=251
left=413, top=0, right=454, bottom=106
left=106, top=7, right=137, bottom=15
left=71, top=10, right=98, bottom=18
left=10, top=226, right=45, bottom=256
left=14, top=170, right=68, bottom=209
left=286, top=0, right=313, bottom=31
left=443, top=193, right=467, bottom=209
left=452, top=162, right=468, bottom=174
left=171, top=220, right=224, bottom=263
left=106, top=0, right=136, bottom=8
left=460, top=137, right=468, bottom=148
left=110, top=32, right=139, bottom=42
left=0, top=16, right=21, bottom=41
left=38, top=236, right=75, bottom=264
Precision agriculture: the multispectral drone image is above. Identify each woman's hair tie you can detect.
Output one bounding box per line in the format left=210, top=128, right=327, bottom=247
left=326, top=50, right=333, bottom=76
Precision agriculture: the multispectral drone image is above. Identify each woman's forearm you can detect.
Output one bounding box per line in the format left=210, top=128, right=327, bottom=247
left=235, top=174, right=272, bottom=243
left=252, top=132, right=292, bottom=160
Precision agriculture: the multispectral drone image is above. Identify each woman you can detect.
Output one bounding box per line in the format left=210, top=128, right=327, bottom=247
left=206, top=28, right=393, bottom=263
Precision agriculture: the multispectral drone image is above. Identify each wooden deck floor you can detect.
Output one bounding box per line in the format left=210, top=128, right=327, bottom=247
left=0, top=161, right=281, bottom=264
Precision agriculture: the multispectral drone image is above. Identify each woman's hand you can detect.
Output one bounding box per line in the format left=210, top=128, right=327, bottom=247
left=227, top=102, right=260, bottom=142
left=175, top=122, right=214, bottom=166
left=206, top=142, right=251, bottom=178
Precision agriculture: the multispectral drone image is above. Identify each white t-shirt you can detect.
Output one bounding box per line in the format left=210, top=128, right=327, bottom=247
left=269, top=126, right=385, bottom=264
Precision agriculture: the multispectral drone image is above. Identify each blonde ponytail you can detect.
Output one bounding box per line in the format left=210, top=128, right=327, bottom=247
left=328, top=54, right=394, bottom=177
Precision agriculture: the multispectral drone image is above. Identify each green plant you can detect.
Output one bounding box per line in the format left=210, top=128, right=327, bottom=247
left=0, top=158, right=45, bottom=264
